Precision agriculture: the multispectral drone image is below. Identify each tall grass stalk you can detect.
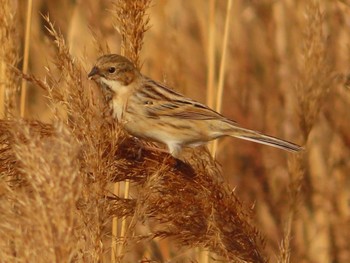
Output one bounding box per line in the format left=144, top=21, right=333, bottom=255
left=206, top=0, right=216, bottom=155
left=0, top=61, right=4, bottom=118
left=117, top=181, right=130, bottom=258
left=20, top=0, right=33, bottom=118
left=206, top=0, right=216, bottom=109
left=111, top=182, right=119, bottom=263
left=211, top=0, right=233, bottom=156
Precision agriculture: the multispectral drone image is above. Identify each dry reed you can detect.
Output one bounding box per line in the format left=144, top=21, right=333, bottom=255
left=206, top=0, right=216, bottom=110
left=0, top=1, right=349, bottom=262
left=211, top=0, right=233, bottom=156
left=19, top=0, right=33, bottom=118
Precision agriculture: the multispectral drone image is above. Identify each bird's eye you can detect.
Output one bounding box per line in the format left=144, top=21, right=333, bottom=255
left=108, top=67, right=116, bottom=73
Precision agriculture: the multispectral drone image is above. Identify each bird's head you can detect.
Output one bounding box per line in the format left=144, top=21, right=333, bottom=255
left=88, top=54, right=138, bottom=92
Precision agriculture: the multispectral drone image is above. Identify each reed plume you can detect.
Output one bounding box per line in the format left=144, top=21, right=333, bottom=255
left=0, top=1, right=349, bottom=262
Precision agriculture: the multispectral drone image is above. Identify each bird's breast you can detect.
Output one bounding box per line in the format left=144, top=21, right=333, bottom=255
left=111, top=86, right=133, bottom=121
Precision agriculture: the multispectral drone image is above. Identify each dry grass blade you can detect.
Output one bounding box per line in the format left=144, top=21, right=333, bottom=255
left=19, top=0, right=33, bottom=118
left=211, top=0, right=233, bottom=156
left=206, top=0, right=216, bottom=109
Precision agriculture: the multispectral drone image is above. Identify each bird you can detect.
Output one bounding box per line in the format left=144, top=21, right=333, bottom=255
left=88, top=54, right=302, bottom=158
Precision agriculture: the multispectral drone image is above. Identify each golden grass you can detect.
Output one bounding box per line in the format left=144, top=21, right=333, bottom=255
left=206, top=0, right=216, bottom=110
left=19, top=0, right=33, bottom=118
left=211, top=0, right=233, bottom=157
left=1, top=0, right=350, bottom=262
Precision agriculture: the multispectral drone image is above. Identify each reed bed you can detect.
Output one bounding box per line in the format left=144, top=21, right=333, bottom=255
left=0, top=0, right=349, bottom=262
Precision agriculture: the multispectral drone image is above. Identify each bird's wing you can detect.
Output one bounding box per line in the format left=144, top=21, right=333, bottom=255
left=135, top=78, right=237, bottom=125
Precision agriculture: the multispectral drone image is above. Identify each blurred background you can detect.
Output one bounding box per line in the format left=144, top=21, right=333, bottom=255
left=2, top=0, right=350, bottom=262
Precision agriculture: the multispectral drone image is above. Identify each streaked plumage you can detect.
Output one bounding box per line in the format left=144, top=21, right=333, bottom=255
left=88, top=54, right=302, bottom=157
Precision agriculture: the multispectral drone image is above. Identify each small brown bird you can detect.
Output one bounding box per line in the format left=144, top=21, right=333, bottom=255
left=88, top=54, right=302, bottom=157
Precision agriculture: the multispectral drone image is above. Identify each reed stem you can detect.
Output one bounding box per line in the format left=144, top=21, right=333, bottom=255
left=211, top=0, right=233, bottom=156
left=111, top=182, right=119, bottom=263
left=206, top=0, right=217, bottom=155
left=20, top=0, right=33, bottom=118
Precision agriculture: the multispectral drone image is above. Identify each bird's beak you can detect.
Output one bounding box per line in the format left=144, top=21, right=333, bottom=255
left=88, top=66, right=99, bottom=79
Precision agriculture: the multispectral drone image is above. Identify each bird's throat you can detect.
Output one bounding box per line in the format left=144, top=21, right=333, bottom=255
left=100, top=77, right=124, bottom=93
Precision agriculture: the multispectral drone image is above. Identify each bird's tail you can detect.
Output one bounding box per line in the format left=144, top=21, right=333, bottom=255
left=228, top=127, right=303, bottom=153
